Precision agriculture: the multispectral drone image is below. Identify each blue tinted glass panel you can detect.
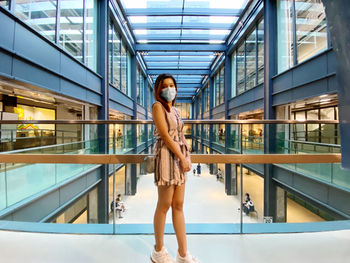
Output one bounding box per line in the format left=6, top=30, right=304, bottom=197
left=15, top=0, right=57, bottom=42
left=0, top=0, right=9, bottom=9
left=295, top=0, right=328, bottom=63
left=59, top=0, right=84, bottom=62
left=85, top=0, right=98, bottom=71
left=277, top=0, right=294, bottom=73
left=129, top=16, right=182, bottom=24
left=257, top=19, right=264, bottom=84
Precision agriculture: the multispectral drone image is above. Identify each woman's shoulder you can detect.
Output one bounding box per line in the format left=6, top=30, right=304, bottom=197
left=152, top=101, right=161, bottom=107
left=152, top=101, right=163, bottom=110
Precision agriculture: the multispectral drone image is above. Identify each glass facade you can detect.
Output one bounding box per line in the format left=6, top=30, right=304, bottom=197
left=11, top=0, right=97, bottom=70
left=292, top=106, right=339, bottom=144
left=232, top=19, right=264, bottom=96
left=175, top=103, right=191, bottom=119
left=203, top=84, right=210, bottom=113
left=137, top=66, right=145, bottom=106
left=257, top=19, right=264, bottom=84
left=246, top=29, right=256, bottom=90
left=277, top=0, right=294, bottom=73
left=236, top=42, right=245, bottom=95
left=59, top=0, right=84, bottom=62
left=85, top=0, right=98, bottom=71
left=231, top=51, right=236, bottom=98
left=109, top=20, right=130, bottom=97
left=15, top=0, right=57, bottom=42
left=295, top=0, right=327, bottom=63
left=214, top=66, right=224, bottom=106
left=121, top=44, right=128, bottom=94
left=277, top=0, right=328, bottom=73
left=0, top=0, right=9, bottom=8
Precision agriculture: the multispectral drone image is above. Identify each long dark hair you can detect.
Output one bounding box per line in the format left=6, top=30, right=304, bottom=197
left=154, top=74, right=177, bottom=112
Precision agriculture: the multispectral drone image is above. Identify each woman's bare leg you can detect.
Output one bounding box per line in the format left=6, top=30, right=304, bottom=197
left=154, top=185, right=175, bottom=251
left=171, top=184, right=187, bottom=257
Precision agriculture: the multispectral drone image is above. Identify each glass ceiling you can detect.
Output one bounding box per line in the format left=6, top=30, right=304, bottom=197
left=118, top=0, right=249, bottom=98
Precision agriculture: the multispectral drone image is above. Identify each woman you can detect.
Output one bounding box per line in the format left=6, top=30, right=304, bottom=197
left=151, top=74, right=200, bottom=263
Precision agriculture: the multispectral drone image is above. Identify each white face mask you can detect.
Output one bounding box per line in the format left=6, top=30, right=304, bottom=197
left=161, top=87, right=177, bottom=102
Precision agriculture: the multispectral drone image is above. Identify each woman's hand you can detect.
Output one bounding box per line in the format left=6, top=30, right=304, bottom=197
left=180, top=157, right=191, bottom=173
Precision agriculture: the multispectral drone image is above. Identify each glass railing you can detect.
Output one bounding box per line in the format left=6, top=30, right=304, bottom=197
left=0, top=119, right=348, bottom=235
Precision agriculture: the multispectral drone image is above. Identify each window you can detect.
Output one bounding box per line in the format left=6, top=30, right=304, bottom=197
left=15, top=0, right=57, bottom=42
left=232, top=19, right=264, bottom=96
left=246, top=29, right=257, bottom=90
left=203, top=84, right=210, bottom=113
left=121, top=44, right=128, bottom=94
left=0, top=0, right=9, bottom=8
left=277, top=0, right=294, bottom=73
left=59, top=0, right=84, bottom=62
left=219, top=67, right=225, bottom=104
left=257, top=19, right=264, bottom=84
left=237, top=42, right=245, bottom=95
left=295, top=0, right=327, bottom=63
left=137, top=66, right=145, bottom=106
left=110, top=24, right=121, bottom=88
left=85, top=0, right=98, bottom=71
left=277, top=0, right=328, bottom=73
left=231, top=51, right=236, bottom=98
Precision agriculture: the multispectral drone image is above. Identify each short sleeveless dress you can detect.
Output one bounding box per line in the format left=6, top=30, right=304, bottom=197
left=152, top=102, right=191, bottom=186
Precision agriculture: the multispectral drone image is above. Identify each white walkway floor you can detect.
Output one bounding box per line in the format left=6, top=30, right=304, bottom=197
left=1, top=229, right=349, bottom=263
left=109, top=163, right=323, bottom=225
left=1, top=164, right=350, bottom=262
left=110, top=164, right=258, bottom=224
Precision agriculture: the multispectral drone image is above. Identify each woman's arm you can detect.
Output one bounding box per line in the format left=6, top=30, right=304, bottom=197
left=152, top=102, right=185, bottom=162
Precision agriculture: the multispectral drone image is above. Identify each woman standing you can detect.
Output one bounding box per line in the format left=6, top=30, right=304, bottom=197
left=150, top=74, right=200, bottom=263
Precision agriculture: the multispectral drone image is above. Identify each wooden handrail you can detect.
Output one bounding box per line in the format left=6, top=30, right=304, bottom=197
left=0, top=154, right=341, bottom=164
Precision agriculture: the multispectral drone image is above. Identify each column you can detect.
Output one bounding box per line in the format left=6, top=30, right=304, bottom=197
left=264, top=0, right=277, bottom=221
left=209, top=77, right=214, bottom=174
left=96, top=0, right=109, bottom=223
left=275, top=185, right=287, bottom=222
left=88, top=188, right=98, bottom=223
left=128, top=54, right=138, bottom=195
left=322, top=0, right=350, bottom=169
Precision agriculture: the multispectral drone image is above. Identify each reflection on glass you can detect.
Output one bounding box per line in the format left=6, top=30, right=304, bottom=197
left=277, top=0, right=294, bottom=73
left=137, top=66, right=145, bottom=105
left=109, top=23, right=121, bottom=87
left=295, top=0, right=327, bottom=63
left=85, top=0, right=98, bottom=71
left=59, top=0, right=84, bottom=62
left=246, top=28, right=256, bottom=90
left=0, top=0, right=9, bottom=9
left=257, top=19, right=264, bottom=84
left=219, top=67, right=225, bottom=104
left=15, top=0, right=57, bottom=41
left=237, top=42, right=245, bottom=94
left=231, top=51, right=236, bottom=98
left=175, top=103, right=191, bottom=119
left=121, top=44, right=128, bottom=94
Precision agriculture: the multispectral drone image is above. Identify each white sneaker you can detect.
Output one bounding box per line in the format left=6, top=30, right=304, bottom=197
left=151, top=247, right=175, bottom=263
left=176, top=251, right=201, bottom=263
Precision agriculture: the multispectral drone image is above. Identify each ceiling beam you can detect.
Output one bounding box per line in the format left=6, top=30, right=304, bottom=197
left=135, top=35, right=226, bottom=40
left=132, top=23, right=233, bottom=30
left=125, top=8, right=242, bottom=16
left=136, top=44, right=226, bottom=51
left=176, top=84, right=202, bottom=88
left=148, top=69, right=209, bottom=75
left=144, top=57, right=214, bottom=62
left=177, top=88, right=197, bottom=93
